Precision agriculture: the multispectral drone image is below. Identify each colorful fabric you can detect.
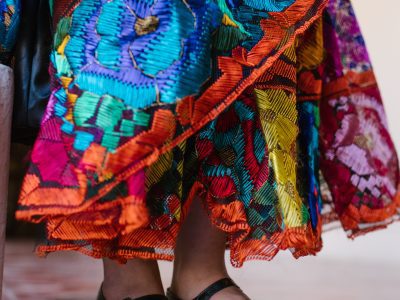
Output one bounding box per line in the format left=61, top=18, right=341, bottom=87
left=0, top=0, right=20, bottom=65
left=16, top=0, right=400, bottom=267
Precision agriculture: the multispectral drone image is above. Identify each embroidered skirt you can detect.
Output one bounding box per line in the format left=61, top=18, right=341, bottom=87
left=15, top=0, right=400, bottom=267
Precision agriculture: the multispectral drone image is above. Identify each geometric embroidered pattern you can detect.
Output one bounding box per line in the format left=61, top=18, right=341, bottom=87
left=13, top=0, right=400, bottom=267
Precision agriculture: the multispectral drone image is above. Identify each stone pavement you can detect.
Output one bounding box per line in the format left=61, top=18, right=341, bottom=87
left=3, top=223, right=400, bottom=300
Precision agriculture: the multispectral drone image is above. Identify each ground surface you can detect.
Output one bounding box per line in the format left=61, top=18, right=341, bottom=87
left=3, top=223, right=400, bottom=300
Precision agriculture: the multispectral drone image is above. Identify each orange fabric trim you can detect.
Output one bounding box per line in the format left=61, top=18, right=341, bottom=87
left=43, top=195, right=150, bottom=240
left=119, top=198, right=151, bottom=235
left=80, top=143, right=108, bottom=177
left=229, top=221, right=322, bottom=266
left=34, top=182, right=206, bottom=263
left=322, top=70, right=377, bottom=98
left=204, top=194, right=251, bottom=234
left=31, top=184, right=400, bottom=267
left=202, top=183, right=323, bottom=267
left=192, top=56, right=244, bottom=124
left=16, top=169, right=88, bottom=212
left=35, top=244, right=176, bottom=263
left=340, top=190, right=400, bottom=233
left=297, top=71, right=322, bottom=98
left=48, top=218, right=118, bottom=240
left=176, top=96, right=195, bottom=126
left=105, top=109, right=176, bottom=175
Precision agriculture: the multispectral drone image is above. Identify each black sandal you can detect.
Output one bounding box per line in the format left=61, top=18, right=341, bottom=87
left=97, top=283, right=168, bottom=300
left=166, top=277, right=244, bottom=300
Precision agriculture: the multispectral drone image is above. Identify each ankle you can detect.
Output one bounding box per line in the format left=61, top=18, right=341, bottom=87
left=102, top=259, right=165, bottom=300
left=102, top=281, right=165, bottom=300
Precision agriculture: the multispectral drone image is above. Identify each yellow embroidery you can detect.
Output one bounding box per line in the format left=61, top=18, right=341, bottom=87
left=254, top=87, right=304, bottom=227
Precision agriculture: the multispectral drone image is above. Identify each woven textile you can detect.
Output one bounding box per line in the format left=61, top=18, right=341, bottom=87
left=15, top=0, right=400, bottom=267
left=0, top=0, right=20, bottom=65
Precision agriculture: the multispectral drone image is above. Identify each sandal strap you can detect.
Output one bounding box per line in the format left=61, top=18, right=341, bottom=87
left=193, top=278, right=238, bottom=300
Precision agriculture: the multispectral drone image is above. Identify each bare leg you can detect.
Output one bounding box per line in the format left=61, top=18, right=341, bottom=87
left=102, top=258, right=164, bottom=300
left=0, top=64, right=13, bottom=296
left=171, top=196, right=249, bottom=300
